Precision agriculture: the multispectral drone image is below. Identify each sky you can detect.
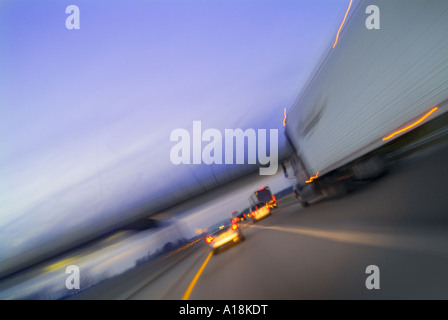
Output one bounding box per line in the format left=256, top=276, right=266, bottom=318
left=0, top=0, right=352, bottom=275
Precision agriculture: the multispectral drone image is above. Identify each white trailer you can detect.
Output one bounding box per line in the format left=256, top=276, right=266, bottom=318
left=285, top=0, right=448, bottom=205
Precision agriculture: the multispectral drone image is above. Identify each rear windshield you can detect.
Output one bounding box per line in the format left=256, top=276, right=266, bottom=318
left=209, top=219, right=232, bottom=233
left=255, top=189, right=272, bottom=203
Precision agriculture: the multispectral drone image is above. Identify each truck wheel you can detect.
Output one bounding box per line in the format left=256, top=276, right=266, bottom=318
left=322, top=181, right=348, bottom=199
left=298, top=197, right=309, bottom=207
left=352, top=154, right=387, bottom=181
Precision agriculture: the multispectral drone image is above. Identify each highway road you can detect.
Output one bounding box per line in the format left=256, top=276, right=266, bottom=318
left=74, top=143, right=448, bottom=299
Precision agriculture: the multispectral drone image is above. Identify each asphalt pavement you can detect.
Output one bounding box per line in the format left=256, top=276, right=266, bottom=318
left=74, top=143, right=448, bottom=299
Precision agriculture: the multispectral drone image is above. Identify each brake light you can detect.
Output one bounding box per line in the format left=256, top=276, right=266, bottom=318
left=273, top=196, right=276, bottom=201
left=205, top=236, right=214, bottom=243
left=232, top=223, right=238, bottom=230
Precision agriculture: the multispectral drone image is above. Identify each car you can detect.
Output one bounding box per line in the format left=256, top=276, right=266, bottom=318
left=250, top=201, right=271, bottom=222
left=232, top=208, right=252, bottom=224
left=230, top=209, right=240, bottom=224
left=205, top=219, right=245, bottom=255
left=230, top=209, right=251, bottom=224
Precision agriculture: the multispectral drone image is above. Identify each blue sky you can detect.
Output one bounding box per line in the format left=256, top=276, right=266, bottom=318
left=0, top=0, right=351, bottom=274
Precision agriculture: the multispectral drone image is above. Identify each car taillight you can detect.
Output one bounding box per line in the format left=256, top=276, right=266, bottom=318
left=205, top=236, right=214, bottom=243
left=273, top=196, right=276, bottom=201
left=231, top=223, right=238, bottom=230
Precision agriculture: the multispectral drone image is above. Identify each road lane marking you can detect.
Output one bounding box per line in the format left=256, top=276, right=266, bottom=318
left=254, top=225, right=389, bottom=246
left=123, top=239, right=202, bottom=300
left=251, top=224, right=448, bottom=254
left=181, top=250, right=213, bottom=300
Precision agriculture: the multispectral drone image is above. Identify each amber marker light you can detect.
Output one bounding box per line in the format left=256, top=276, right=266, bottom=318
left=333, top=0, right=353, bottom=49
left=283, top=108, right=287, bottom=127
left=305, top=172, right=319, bottom=183
left=382, top=106, right=438, bottom=141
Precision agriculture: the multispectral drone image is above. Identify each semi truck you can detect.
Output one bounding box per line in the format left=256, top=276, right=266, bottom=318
left=249, top=186, right=277, bottom=209
left=285, top=0, right=448, bottom=206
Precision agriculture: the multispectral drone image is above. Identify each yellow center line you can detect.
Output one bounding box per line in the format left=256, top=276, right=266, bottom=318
left=251, top=225, right=444, bottom=254
left=181, top=250, right=213, bottom=300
